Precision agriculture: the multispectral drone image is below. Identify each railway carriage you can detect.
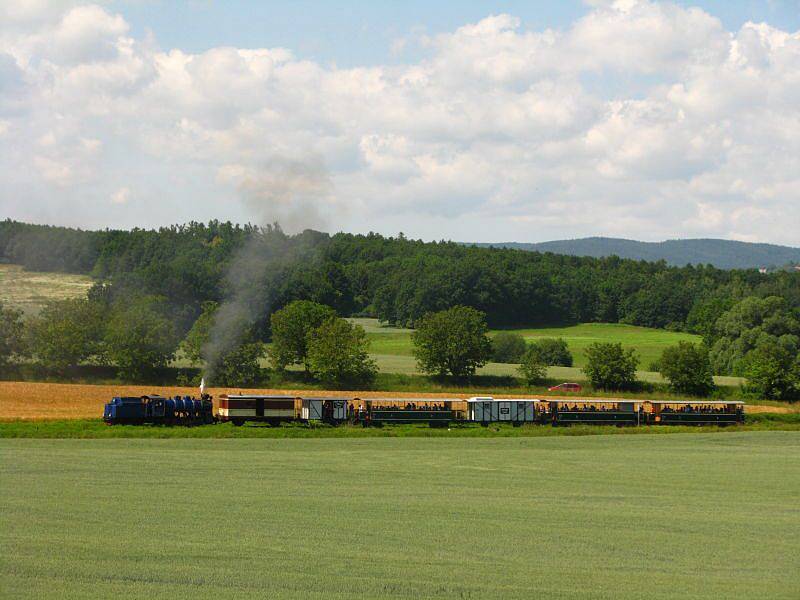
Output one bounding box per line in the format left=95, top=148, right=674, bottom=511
left=466, top=397, right=543, bottom=425
left=549, top=399, right=644, bottom=426
left=357, top=398, right=463, bottom=427
left=217, top=394, right=299, bottom=426
left=645, top=400, right=744, bottom=425
left=300, top=397, right=350, bottom=424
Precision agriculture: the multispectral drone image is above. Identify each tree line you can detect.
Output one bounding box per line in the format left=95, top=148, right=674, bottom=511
left=1, top=219, right=798, bottom=397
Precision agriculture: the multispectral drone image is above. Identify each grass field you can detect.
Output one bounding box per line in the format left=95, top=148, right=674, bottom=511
left=2, top=433, right=799, bottom=599
left=0, top=264, right=93, bottom=314
left=350, top=319, right=742, bottom=385
left=352, top=318, right=701, bottom=368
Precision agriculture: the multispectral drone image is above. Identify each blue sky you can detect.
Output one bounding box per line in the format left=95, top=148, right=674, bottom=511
left=1, top=1, right=799, bottom=244
left=115, top=1, right=800, bottom=65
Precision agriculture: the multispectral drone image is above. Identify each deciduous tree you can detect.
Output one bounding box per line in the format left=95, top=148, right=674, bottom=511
left=412, top=306, right=492, bottom=378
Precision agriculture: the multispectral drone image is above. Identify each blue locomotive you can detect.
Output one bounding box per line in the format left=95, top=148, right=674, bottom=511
left=103, top=394, right=215, bottom=425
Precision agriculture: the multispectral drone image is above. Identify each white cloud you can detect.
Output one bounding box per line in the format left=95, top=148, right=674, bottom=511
left=0, top=1, right=798, bottom=244
left=110, top=186, right=131, bottom=205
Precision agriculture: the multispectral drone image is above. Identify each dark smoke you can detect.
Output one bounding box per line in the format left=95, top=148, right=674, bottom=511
left=202, top=157, right=333, bottom=381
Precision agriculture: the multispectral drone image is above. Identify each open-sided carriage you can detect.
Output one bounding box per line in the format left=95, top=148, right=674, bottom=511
left=356, top=398, right=463, bottom=427
left=548, top=399, right=644, bottom=426
left=645, top=400, right=745, bottom=425
left=466, top=397, right=543, bottom=426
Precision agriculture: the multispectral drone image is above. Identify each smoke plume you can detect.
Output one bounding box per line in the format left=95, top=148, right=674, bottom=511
left=202, top=157, right=333, bottom=381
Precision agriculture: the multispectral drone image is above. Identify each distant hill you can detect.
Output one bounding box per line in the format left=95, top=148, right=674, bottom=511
left=473, top=238, right=800, bottom=270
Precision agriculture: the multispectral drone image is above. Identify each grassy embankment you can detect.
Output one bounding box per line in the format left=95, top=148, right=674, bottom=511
left=2, top=433, right=799, bottom=599
left=2, top=413, right=799, bottom=438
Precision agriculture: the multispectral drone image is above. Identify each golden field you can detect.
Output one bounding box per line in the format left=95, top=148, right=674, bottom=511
left=0, top=381, right=794, bottom=421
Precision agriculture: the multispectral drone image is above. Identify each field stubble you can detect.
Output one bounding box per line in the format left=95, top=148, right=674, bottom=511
left=0, top=381, right=795, bottom=422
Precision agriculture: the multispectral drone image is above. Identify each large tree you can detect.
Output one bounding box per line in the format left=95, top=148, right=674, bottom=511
left=658, top=342, right=716, bottom=397
left=104, top=296, right=179, bottom=379
left=412, top=306, right=492, bottom=378
left=709, top=296, right=800, bottom=376
left=28, top=298, right=105, bottom=370
left=269, top=300, right=337, bottom=371
left=583, top=342, right=639, bottom=391
left=306, top=318, right=376, bottom=387
left=741, top=345, right=800, bottom=401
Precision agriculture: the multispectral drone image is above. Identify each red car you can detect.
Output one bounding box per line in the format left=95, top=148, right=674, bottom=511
left=548, top=382, right=582, bottom=393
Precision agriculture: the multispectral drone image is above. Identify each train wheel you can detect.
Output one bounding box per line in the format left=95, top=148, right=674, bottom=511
left=232, top=419, right=245, bottom=427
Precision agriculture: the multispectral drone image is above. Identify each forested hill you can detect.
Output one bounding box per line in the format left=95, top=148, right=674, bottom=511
left=474, top=238, right=800, bottom=270
left=1, top=219, right=798, bottom=338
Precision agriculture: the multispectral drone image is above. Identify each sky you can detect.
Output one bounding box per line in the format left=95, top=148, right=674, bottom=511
left=1, top=1, right=799, bottom=245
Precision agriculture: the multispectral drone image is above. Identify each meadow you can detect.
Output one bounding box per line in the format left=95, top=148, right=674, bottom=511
left=0, top=264, right=93, bottom=315
left=2, top=433, right=799, bottom=599
left=350, top=319, right=743, bottom=385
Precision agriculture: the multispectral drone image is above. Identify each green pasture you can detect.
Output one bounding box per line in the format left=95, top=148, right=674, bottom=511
left=2, top=433, right=799, bottom=599
left=353, top=318, right=700, bottom=368
left=0, top=264, right=92, bottom=315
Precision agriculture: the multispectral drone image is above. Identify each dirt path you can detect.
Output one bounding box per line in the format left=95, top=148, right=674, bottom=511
left=0, top=381, right=796, bottom=421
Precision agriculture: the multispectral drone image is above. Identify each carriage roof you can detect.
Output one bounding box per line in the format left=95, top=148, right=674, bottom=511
left=466, top=397, right=541, bottom=403
left=647, top=399, right=745, bottom=405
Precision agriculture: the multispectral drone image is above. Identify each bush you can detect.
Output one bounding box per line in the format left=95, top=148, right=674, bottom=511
left=583, top=342, right=639, bottom=391
left=306, top=318, right=377, bottom=387
left=525, top=338, right=573, bottom=367
left=518, top=347, right=547, bottom=385
left=270, top=300, right=336, bottom=370
left=412, top=306, right=493, bottom=378
left=658, top=342, right=716, bottom=397
left=741, top=345, right=800, bottom=401
left=28, top=298, right=105, bottom=371
left=491, top=332, right=527, bottom=363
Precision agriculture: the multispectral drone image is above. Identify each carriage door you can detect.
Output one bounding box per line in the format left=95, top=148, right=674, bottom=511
left=332, top=400, right=347, bottom=421
left=309, top=399, right=323, bottom=420
left=498, top=401, right=511, bottom=422
left=481, top=401, right=492, bottom=423
left=256, top=398, right=264, bottom=418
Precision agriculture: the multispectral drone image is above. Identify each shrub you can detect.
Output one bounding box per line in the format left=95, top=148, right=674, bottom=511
left=583, top=342, right=639, bottom=391
left=306, top=318, right=377, bottom=387
left=411, top=306, right=492, bottom=378
left=491, top=332, right=527, bottom=363
left=658, top=342, right=716, bottom=397
left=525, top=338, right=573, bottom=367
left=518, top=347, right=547, bottom=385
left=270, top=300, right=337, bottom=370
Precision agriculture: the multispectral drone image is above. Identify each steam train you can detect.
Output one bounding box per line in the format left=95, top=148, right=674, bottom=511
left=103, top=395, right=215, bottom=425
left=104, top=393, right=745, bottom=427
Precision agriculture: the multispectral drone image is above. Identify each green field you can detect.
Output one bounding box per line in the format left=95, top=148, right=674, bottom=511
left=2, top=433, right=799, bottom=599
left=0, top=264, right=93, bottom=314
left=353, top=318, right=700, bottom=368
left=350, top=319, right=742, bottom=385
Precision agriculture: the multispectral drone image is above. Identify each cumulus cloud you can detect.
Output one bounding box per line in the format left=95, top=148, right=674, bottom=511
left=0, top=0, right=798, bottom=244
